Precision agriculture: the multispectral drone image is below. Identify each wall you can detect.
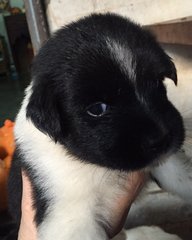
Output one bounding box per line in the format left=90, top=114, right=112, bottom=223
left=0, top=13, right=12, bottom=62
left=10, top=0, right=24, bottom=9
left=46, top=0, right=192, bottom=32
left=45, top=0, right=192, bottom=85
left=0, top=0, right=24, bottom=63
left=0, top=14, right=7, bottom=39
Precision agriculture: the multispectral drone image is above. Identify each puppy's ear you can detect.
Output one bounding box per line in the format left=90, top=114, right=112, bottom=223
left=26, top=81, right=63, bottom=142
left=164, top=56, right=177, bottom=85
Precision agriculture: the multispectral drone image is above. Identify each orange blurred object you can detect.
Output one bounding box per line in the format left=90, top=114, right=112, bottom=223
left=0, top=120, right=15, bottom=212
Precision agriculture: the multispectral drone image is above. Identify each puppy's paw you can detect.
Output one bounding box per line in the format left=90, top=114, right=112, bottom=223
left=113, top=226, right=182, bottom=240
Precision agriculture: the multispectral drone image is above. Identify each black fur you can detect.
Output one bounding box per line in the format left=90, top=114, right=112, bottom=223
left=7, top=13, right=184, bottom=238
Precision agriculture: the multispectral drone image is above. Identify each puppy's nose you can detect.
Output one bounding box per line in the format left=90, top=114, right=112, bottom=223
left=143, top=133, right=171, bottom=153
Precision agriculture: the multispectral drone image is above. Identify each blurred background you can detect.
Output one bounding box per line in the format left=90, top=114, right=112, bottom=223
left=0, top=0, right=192, bottom=239
left=0, top=0, right=33, bottom=125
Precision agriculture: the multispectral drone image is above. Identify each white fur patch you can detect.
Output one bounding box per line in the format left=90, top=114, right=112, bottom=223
left=15, top=86, right=132, bottom=240
left=165, top=78, right=192, bottom=157
left=152, top=78, right=192, bottom=204
left=106, top=39, right=136, bottom=81
left=152, top=152, right=192, bottom=203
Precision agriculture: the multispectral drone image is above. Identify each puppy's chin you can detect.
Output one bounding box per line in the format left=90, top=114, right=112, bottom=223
left=64, top=122, right=184, bottom=171
left=147, top=145, right=183, bottom=169
left=147, top=154, right=173, bottom=170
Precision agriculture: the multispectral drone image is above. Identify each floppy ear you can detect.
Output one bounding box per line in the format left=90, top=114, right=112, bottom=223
left=164, top=56, right=177, bottom=85
left=26, top=81, right=63, bottom=142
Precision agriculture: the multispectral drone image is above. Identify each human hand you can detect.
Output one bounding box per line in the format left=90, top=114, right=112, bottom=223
left=107, top=171, right=146, bottom=238
left=18, top=172, right=37, bottom=240
left=18, top=171, right=145, bottom=240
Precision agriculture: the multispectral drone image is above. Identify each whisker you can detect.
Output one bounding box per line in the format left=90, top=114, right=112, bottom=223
left=181, top=108, right=192, bottom=115
left=184, top=127, right=192, bottom=136
left=185, top=126, right=192, bottom=130
left=184, top=139, right=192, bottom=146
left=178, top=148, right=184, bottom=153
left=183, top=144, right=192, bottom=152
left=185, top=117, right=192, bottom=121
left=184, top=135, right=192, bottom=141
left=185, top=132, right=192, bottom=137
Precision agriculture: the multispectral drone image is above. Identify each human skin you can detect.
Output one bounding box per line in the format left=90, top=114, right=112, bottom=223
left=18, top=171, right=145, bottom=240
left=18, top=172, right=37, bottom=240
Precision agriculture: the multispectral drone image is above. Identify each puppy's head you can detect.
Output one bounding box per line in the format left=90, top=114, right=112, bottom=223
left=27, top=14, right=184, bottom=170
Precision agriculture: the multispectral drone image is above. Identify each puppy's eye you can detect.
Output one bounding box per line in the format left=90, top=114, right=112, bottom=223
left=87, top=102, right=109, bottom=117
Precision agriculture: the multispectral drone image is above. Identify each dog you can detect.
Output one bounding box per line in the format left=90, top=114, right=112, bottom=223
left=8, top=13, right=187, bottom=240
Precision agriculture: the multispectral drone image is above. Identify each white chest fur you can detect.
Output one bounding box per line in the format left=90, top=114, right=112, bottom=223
left=14, top=86, right=132, bottom=240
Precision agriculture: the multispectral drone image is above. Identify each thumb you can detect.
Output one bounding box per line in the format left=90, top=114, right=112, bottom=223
left=18, top=171, right=37, bottom=240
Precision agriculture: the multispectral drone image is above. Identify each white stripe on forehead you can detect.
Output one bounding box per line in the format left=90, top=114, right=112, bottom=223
left=106, top=38, right=136, bottom=81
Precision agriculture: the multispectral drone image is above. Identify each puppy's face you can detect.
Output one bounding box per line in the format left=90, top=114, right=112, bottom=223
left=27, top=14, right=184, bottom=170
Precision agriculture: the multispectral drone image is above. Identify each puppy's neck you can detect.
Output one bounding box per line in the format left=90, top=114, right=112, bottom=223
left=14, top=84, right=132, bottom=240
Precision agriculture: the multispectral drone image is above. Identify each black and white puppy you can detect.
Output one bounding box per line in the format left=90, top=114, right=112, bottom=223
left=9, top=14, right=185, bottom=240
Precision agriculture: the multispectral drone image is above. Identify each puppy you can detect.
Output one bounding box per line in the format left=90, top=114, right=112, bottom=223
left=8, top=13, right=185, bottom=240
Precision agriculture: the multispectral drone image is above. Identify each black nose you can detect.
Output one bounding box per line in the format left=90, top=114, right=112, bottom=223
left=143, top=132, right=171, bottom=153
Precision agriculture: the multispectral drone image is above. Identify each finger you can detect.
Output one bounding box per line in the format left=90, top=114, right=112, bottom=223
left=108, top=171, right=146, bottom=237
left=125, top=171, right=146, bottom=202
left=18, top=171, right=37, bottom=240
